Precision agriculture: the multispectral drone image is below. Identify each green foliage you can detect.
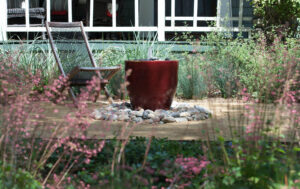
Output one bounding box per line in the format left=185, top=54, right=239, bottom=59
left=0, top=40, right=57, bottom=92
left=206, top=140, right=300, bottom=188
left=56, top=137, right=300, bottom=188
left=0, top=163, right=42, bottom=189
left=176, top=52, right=207, bottom=99
left=182, top=31, right=300, bottom=101
left=251, top=0, right=300, bottom=38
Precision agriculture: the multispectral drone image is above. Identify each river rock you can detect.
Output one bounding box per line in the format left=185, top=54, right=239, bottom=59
left=179, top=112, right=191, bottom=117
left=118, top=115, right=130, bottom=121
left=171, top=112, right=180, bottom=118
left=108, top=114, right=118, bottom=121
left=131, top=109, right=144, bottom=117
left=145, top=119, right=154, bottom=124
left=152, top=116, right=161, bottom=123
left=92, top=102, right=211, bottom=124
left=194, top=105, right=211, bottom=115
left=175, top=118, right=188, bottom=123
left=172, top=103, right=192, bottom=111
left=162, top=116, right=176, bottom=123
left=154, top=109, right=168, bottom=119
left=193, top=114, right=206, bottom=121
left=143, top=109, right=154, bottom=119
left=133, top=117, right=143, bottom=123
left=147, top=113, right=156, bottom=119
left=187, top=117, right=193, bottom=121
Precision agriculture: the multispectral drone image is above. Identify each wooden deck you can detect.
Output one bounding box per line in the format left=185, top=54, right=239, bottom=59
left=29, top=98, right=300, bottom=141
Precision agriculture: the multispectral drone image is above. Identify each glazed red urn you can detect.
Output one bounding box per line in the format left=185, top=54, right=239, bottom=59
left=125, top=60, right=178, bottom=110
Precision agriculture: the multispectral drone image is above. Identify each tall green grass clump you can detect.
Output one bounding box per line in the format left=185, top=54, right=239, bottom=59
left=175, top=51, right=207, bottom=99
left=0, top=39, right=57, bottom=91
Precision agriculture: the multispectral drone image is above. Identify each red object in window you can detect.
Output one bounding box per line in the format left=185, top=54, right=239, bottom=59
left=51, top=10, right=67, bottom=15
left=125, top=60, right=178, bottom=110
left=106, top=10, right=117, bottom=18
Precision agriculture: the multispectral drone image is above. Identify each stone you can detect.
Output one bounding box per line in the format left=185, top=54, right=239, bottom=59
left=147, top=113, right=156, bottom=119
left=108, top=114, right=118, bottom=121
left=91, top=109, right=99, bottom=118
left=187, top=108, right=199, bottom=115
left=162, top=116, right=176, bottom=123
left=92, top=110, right=107, bottom=120
left=179, top=112, right=191, bottom=117
left=118, top=109, right=129, bottom=115
left=142, top=109, right=153, bottom=119
left=170, top=101, right=179, bottom=108
left=133, top=117, right=143, bottom=123
left=145, top=119, right=154, bottom=124
left=133, top=109, right=144, bottom=117
left=101, top=114, right=108, bottom=120
left=118, top=115, right=130, bottom=121
left=121, top=102, right=132, bottom=109
left=124, top=108, right=132, bottom=113
left=171, top=112, right=180, bottom=118
left=112, top=103, right=119, bottom=108
left=145, top=109, right=154, bottom=114
left=106, top=106, right=114, bottom=111
left=152, top=116, right=161, bottom=123
left=175, top=118, right=188, bottom=123
left=154, top=109, right=168, bottom=119
left=194, top=105, right=212, bottom=115
left=92, top=102, right=211, bottom=124
left=172, top=103, right=192, bottom=110
left=193, top=114, right=206, bottom=121
left=187, top=117, right=193, bottom=121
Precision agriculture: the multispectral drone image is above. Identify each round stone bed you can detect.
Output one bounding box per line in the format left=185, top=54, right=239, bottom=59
left=91, top=102, right=212, bottom=124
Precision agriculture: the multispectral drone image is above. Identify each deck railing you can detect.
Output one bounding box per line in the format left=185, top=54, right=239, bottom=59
left=0, top=0, right=252, bottom=41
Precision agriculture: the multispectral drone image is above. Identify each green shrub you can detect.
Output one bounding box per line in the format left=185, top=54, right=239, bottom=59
left=176, top=52, right=207, bottom=99
left=205, top=139, right=300, bottom=189
left=251, top=0, right=300, bottom=39
left=190, top=31, right=300, bottom=101
left=0, top=163, right=42, bottom=189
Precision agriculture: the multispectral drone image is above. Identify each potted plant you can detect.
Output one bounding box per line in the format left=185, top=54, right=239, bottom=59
left=125, top=45, right=178, bottom=110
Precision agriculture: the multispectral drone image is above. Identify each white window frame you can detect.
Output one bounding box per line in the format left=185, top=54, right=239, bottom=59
left=1, top=0, right=252, bottom=42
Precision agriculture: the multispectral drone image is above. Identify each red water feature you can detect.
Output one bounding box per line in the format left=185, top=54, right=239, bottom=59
left=125, top=60, right=178, bottom=110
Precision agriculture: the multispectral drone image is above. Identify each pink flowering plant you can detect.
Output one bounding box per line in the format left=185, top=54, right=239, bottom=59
left=0, top=51, right=107, bottom=188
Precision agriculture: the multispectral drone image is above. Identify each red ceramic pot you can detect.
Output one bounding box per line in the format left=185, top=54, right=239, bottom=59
left=125, top=60, right=178, bottom=110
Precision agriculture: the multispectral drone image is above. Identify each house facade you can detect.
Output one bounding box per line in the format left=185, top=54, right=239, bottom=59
left=0, top=0, right=253, bottom=41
